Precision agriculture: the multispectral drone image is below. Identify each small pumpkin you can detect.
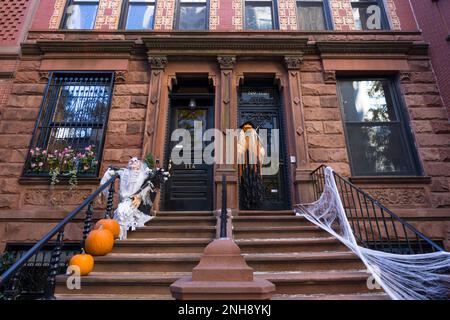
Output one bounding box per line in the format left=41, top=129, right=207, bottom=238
left=85, top=226, right=114, bottom=256
left=69, top=253, right=94, bottom=276
left=94, top=218, right=120, bottom=239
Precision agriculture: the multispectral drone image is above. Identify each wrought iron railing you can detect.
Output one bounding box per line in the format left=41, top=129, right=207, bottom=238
left=311, top=165, right=445, bottom=254
left=0, top=173, right=119, bottom=300
left=220, top=175, right=228, bottom=238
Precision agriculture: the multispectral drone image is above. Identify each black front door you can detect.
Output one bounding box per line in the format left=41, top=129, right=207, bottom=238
left=238, top=83, right=290, bottom=210
left=163, top=95, right=214, bottom=211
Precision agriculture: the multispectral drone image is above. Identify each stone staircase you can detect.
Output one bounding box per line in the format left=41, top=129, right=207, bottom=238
left=55, top=210, right=388, bottom=300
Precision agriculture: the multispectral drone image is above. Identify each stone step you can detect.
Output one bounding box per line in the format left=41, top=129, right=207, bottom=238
left=272, top=293, right=390, bottom=300
left=257, top=271, right=380, bottom=295
left=236, top=238, right=347, bottom=253
left=90, top=251, right=362, bottom=273
left=148, top=216, right=216, bottom=227
left=55, top=272, right=187, bottom=296
left=113, top=238, right=213, bottom=254
left=156, top=211, right=214, bottom=217
left=233, top=226, right=327, bottom=239
left=245, top=252, right=364, bottom=272
left=56, top=294, right=174, bottom=300
left=232, top=215, right=311, bottom=227
left=127, top=226, right=216, bottom=239
left=55, top=270, right=380, bottom=298
left=237, top=210, right=294, bottom=217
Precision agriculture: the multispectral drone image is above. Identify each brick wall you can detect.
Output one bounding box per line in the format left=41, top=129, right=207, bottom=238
left=0, top=0, right=32, bottom=45
left=41, top=0, right=405, bottom=31
left=409, top=0, right=450, bottom=118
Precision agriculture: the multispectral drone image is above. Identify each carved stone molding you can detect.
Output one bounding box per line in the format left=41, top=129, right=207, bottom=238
left=284, top=55, right=304, bottom=70
left=148, top=55, right=168, bottom=69
left=217, top=55, right=236, bottom=69
left=114, top=70, right=128, bottom=83
left=39, top=72, right=50, bottom=82
left=400, top=72, right=412, bottom=84
left=323, top=71, right=336, bottom=84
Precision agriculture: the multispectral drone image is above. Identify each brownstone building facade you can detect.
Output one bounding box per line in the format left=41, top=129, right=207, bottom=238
left=0, top=0, right=449, bottom=256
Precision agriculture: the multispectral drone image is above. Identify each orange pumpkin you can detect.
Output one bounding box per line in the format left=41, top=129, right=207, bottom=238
left=69, top=253, right=94, bottom=276
left=85, top=227, right=114, bottom=256
left=94, top=218, right=120, bottom=239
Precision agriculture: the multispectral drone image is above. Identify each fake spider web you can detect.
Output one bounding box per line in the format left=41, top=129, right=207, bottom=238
left=294, top=167, right=450, bottom=300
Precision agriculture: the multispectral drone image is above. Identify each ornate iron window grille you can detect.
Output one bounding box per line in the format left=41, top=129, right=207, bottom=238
left=23, top=72, right=114, bottom=177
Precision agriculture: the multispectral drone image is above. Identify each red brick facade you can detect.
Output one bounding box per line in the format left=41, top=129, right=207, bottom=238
left=409, top=0, right=450, bottom=118
left=0, top=0, right=449, bottom=252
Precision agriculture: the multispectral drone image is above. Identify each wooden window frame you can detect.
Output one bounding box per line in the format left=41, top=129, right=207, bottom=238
left=60, top=0, right=100, bottom=30
left=173, top=0, right=210, bottom=30
left=296, top=0, right=333, bottom=30
left=337, top=76, right=423, bottom=177
left=243, top=0, right=279, bottom=30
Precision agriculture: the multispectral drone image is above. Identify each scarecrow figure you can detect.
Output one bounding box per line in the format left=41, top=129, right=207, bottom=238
left=237, top=122, right=266, bottom=210
left=100, top=157, right=169, bottom=240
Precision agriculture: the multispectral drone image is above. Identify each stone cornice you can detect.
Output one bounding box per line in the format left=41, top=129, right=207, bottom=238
left=19, top=34, right=430, bottom=58
left=317, top=41, right=429, bottom=56
left=142, top=34, right=311, bottom=55
left=21, top=40, right=139, bottom=56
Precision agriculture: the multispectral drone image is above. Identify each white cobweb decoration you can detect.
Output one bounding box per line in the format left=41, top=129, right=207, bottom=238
left=294, top=167, right=450, bottom=300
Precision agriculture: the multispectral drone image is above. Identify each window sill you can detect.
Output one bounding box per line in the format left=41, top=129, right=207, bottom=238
left=19, top=176, right=100, bottom=185
left=349, top=176, right=431, bottom=185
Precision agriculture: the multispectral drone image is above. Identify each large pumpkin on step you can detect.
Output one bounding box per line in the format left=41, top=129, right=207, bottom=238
left=69, top=253, right=94, bottom=276
left=85, top=227, right=114, bottom=256
left=94, top=218, right=120, bottom=239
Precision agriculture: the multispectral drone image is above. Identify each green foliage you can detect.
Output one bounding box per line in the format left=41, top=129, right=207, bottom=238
left=0, top=252, right=14, bottom=300
left=144, top=153, right=155, bottom=169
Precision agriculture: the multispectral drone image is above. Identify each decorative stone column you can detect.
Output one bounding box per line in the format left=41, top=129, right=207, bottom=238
left=216, top=56, right=238, bottom=210
left=284, top=55, right=313, bottom=203
left=142, top=55, right=168, bottom=159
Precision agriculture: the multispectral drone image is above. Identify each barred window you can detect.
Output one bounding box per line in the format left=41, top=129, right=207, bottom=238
left=297, top=0, right=332, bottom=30
left=351, top=0, right=389, bottom=30
left=61, top=0, right=99, bottom=29
left=24, top=72, right=114, bottom=177
left=121, top=0, right=156, bottom=30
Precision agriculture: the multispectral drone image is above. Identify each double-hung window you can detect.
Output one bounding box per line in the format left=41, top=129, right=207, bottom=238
left=297, top=0, right=332, bottom=30
left=244, top=0, right=277, bottom=30
left=338, top=78, right=421, bottom=176
left=175, top=0, right=208, bottom=30
left=61, top=0, right=99, bottom=29
left=351, top=0, right=390, bottom=30
left=121, top=0, right=156, bottom=30
left=25, top=73, right=114, bottom=177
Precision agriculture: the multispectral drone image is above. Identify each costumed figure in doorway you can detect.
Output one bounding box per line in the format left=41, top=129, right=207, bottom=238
left=237, top=122, right=266, bottom=210
left=100, top=157, right=170, bottom=240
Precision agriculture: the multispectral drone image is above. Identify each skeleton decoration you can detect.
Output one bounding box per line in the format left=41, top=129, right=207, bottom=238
left=100, top=157, right=170, bottom=240
left=237, top=122, right=266, bottom=210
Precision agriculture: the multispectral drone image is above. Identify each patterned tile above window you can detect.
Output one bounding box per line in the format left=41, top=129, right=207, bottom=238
left=297, top=0, right=332, bottom=31
left=24, top=72, right=114, bottom=177
left=244, top=0, right=277, bottom=30
left=338, top=78, right=421, bottom=176
left=175, top=0, right=209, bottom=30
left=121, top=0, right=156, bottom=30
left=351, top=0, right=390, bottom=30
left=61, top=0, right=99, bottom=30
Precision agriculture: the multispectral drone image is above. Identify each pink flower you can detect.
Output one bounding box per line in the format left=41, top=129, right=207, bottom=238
left=30, top=149, right=35, bottom=155
left=38, top=162, right=43, bottom=167
left=42, top=150, right=47, bottom=155
left=30, top=163, right=36, bottom=168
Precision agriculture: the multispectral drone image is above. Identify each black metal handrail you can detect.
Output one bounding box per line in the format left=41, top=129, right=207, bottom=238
left=220, top=175, right=228, bottom=238
left=310, top=165, right=445, bottom=254
left=0, top=173, right=119, bottom=300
